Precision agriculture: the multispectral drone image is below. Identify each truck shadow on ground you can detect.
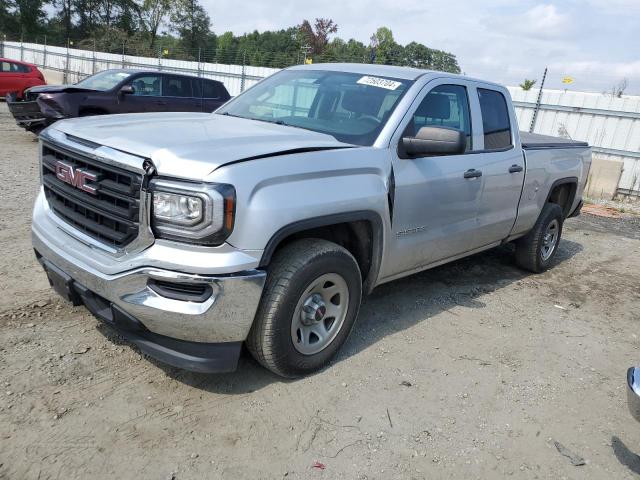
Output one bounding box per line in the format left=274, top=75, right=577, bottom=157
left=151, top=238, right=584, bottom=393
left=612, top=435, right=640, bottom=475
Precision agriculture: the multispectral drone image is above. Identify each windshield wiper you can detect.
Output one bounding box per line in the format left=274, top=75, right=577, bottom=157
left=220, top=113, right=315, bottom=134
left=268, top=118, right=313, bottom=133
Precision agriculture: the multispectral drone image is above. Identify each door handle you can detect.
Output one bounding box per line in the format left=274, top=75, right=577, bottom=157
left=464, top=169, right=483, bottom=179
left=509, top=164, right=524, bottom=173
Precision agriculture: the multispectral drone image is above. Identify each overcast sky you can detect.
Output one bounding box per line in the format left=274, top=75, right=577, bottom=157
left=200, top=0, right=640, bottom=94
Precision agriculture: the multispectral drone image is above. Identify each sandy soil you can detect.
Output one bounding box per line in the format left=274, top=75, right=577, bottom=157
left=1, top=102, right=640, bottom=480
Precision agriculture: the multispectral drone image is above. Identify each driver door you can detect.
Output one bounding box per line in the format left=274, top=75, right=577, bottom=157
left=380, top=79, right=487, bottom=279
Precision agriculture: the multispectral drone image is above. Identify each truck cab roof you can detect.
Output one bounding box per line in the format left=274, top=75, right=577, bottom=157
left=287, top=62, right=504, bottom=89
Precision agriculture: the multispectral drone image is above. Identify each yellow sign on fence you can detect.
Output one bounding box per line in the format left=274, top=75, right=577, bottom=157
left=305, top=58, right=313, bottom=64
left=562, top=76, right=574, bottom=84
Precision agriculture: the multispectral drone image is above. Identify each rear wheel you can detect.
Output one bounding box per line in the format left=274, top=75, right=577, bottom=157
left=247, top=239, right=362, bottom=377
left=515, top=203, right=564, bottom=273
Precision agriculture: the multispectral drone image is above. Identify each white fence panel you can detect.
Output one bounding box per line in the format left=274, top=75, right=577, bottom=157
left=508, top=87, right=640, bottom=193
left=2, top=41, right=281, bottom=96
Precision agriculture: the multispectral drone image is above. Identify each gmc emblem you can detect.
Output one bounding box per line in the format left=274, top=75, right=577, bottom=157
left=55, top=161, right=99, bottom=195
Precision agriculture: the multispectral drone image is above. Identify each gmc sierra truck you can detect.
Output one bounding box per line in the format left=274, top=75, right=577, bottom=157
left=32, top=64, right=591, bottom=377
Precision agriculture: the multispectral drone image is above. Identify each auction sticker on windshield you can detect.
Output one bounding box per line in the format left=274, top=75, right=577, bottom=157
left=357, top=76, right=403, bottom=90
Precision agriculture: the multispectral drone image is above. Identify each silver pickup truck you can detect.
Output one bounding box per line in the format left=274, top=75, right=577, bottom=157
left=32, top=64, right=591, bottom=377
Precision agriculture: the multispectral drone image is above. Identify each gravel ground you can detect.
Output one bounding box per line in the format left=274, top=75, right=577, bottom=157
left=1, top=102, right=640, bottom=480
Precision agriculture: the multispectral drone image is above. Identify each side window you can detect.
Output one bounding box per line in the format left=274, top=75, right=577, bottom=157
left=202, top=80, right=222, bottom=99
left=477, top=88, right=512, bottom=150
left=409, top=84, right=472, bottom=151
left=131, top=75, right=162, bottom=96
left=17, top=64, right=30, bottom=73
left=0, top=61, right=18, bottom=73
left=163, top=76, right=193, bottom=97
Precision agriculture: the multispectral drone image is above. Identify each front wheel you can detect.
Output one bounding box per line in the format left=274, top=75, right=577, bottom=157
left=247, top=239, right=362, bottom=377
left=515, top=203, right=564, bottom=273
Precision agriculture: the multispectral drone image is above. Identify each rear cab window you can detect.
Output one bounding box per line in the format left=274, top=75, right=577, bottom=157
left=477, top=88, right=513, bottom=150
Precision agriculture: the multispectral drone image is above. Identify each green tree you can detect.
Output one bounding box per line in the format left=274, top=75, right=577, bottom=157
left=0, top=1, right=18, bottom=37
left=138, top=0, right=172, bottom=50
left=370, top=27, right=403, bottom=65
left=52, top=0, right=74, bottom=40
left=323, top=38, right=367, bottom=62
left=2, top=0, right=47, bottom=39
left=520, top=79, right=537, bottom=91
left=169, top=0, right=211, bottom=54
left=215, top=31, right=235, bottom=63
left=299, top=18, right=337, bottom=55
left=429, top=49, right=460, bottom=73
left=403, top=41, right=433, bottom=68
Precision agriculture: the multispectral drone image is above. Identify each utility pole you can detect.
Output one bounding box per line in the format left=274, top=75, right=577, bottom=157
left=529, top=67, right=548, bottom=133
left=63, top=38, right=71, bottom=84
left=240, top=51, right=247, bottom=92
left=92, top=40, right=96, bottom=74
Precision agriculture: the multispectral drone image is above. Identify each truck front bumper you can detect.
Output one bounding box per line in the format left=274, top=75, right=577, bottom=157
left=32, top=191, right=266, bottom=373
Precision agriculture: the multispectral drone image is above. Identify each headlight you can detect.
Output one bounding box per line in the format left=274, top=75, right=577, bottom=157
left=153, top=192, right=205, bottom=226
left=151, top=179, right=235, bottom=246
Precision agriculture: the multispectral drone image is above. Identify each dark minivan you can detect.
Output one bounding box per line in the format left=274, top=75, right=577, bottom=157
left=7, top=69, right=231, bottom=132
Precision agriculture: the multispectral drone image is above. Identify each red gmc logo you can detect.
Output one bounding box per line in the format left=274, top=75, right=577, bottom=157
left=55, top=161, right=98, bottom=195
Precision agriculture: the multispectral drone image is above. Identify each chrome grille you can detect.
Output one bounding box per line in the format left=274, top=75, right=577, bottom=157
left=41, top=143, right=142, bottom=248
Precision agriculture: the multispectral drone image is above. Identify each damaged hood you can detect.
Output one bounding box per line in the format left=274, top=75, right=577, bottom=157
left=48, top=112, right=353, bottom=179
left=26, top=84, right=97, bottom=95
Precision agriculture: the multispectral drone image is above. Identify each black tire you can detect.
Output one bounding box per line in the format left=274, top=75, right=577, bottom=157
left=247, top=239, right=362, bottom=378
left=26, top=124, right=45, bottom=135
left=515, top=203, right=564, bottom=273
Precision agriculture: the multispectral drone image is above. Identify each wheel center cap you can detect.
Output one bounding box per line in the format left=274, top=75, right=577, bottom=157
left=301, top=293, right=326, bottom=325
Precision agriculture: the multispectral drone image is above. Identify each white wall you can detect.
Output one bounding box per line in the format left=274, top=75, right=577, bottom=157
left=508, top=87, right=640, bottom=193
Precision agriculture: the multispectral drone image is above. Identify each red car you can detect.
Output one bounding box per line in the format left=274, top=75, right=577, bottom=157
left=0, top=58, right=46, bottom=99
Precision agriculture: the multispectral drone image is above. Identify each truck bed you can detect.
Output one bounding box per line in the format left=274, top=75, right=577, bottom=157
left=520, top=131, right=588, bottom=149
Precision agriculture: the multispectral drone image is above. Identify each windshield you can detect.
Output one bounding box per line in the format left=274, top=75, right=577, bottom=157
left=217, top=70, right=412, bottom=146
left=76, top=70, right=133, bottom=91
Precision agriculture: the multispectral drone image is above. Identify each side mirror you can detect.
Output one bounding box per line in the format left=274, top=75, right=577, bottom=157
left=119, top=85, right=135, bottom=96
left=402, top=126, right=465, bottom=157
left=628, top=367, right=640, bottom=422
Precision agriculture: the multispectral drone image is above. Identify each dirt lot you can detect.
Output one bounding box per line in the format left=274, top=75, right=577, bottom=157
left=1, top=102, right=640, bottom=480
